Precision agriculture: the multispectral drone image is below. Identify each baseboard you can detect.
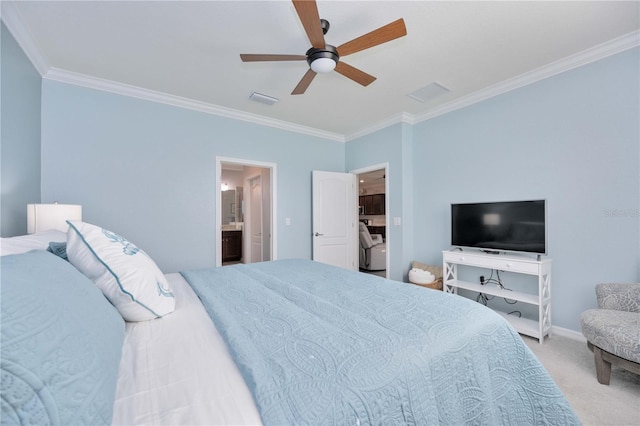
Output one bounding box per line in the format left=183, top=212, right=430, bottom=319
left=552, top=325, right=587, bottom=343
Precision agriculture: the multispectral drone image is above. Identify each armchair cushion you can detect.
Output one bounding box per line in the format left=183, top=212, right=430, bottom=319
left=580, top=282, right=640, bottom=384
left=596, top=283, right=640, bottom=312
left=580, top=309, right=640, bottom=364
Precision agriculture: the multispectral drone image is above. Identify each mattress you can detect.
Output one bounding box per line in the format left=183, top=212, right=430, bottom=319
left=112, top=273, right=262, bottom=426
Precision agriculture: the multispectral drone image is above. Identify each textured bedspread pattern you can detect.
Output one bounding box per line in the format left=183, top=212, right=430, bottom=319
left=182, top=259, right=579, bottom=425
left=1, top=251, right=125, bottom=425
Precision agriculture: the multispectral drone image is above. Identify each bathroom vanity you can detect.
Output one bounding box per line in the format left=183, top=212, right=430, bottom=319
left=222, top=230, right=242, bottom=262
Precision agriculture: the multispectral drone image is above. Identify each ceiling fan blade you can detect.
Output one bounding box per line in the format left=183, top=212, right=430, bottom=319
left=336, top=18, right=407, bottom=57
left=292, top=0, right=325, bottom=49
left=240, top=54, right=307, bottom=62
left=334, top=62, right=376, bottom=87
left=292, top=69, right=317, bottom=95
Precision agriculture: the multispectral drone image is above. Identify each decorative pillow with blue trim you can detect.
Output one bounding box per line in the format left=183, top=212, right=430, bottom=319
left=66, top=220, right=175, bottom=321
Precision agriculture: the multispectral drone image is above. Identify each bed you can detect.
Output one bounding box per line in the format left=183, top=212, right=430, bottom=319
left=1, top=224, right=580, bottom=425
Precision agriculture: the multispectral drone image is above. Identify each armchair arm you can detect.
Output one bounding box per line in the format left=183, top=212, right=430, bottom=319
left=370, top=234, right=383, bottom=244
left=595, top=283, right=640, bottom=313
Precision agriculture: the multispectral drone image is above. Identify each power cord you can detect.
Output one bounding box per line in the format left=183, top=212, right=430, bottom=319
left=477, top=270, right=518, bottom=305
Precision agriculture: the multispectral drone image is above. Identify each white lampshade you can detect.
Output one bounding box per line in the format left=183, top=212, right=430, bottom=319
left=27, top=203, right=82, bottom=234
left=310, top=57, right=336, bottom=73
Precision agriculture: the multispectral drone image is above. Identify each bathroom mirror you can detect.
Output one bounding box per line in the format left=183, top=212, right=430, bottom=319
left=235, top=187, right=244, bottom=223
left=222, top=187, right=244, bottom=225
left=221, top=190, right=235, bottom=225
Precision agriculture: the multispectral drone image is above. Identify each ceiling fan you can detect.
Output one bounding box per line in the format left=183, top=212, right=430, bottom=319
left=240, top=0, right=407, bottom=95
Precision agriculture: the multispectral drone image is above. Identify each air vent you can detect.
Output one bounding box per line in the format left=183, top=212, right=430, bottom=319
left=408, top=82, right=451, bottom=103
left=249, top=92, right=279, bottom=105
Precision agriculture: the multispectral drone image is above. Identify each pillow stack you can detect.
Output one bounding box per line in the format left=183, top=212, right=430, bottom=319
left=66, top=221, right=175, bottom=321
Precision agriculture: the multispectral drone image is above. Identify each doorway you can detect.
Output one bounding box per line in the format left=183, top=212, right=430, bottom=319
left=217, top=157, right=277, bottom=267
left=351, top=164, right=389, bottom=279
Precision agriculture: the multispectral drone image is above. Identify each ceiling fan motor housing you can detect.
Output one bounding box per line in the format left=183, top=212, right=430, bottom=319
left=320, top=19, right=330, bottom=35
left=306, top=44, right=339, bottom=72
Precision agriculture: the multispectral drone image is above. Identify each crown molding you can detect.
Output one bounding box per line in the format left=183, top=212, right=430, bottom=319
left=3, top=2, right=637, bottom=144
left=44, top=68, right=346, bottom=142
left=409, top=30, right=640, bottom=125
left=345, top=112, right=415, bottom=142
left=1, top=2, right=50, bottom=75
left=345, top=30, right=639, bottom=140
left=2, top=4, right=345, bottom=143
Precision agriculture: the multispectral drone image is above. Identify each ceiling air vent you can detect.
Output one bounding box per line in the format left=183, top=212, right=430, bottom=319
left=249, top=92, right=279, bottom=106
left=408, top=82, right=451, bottom=103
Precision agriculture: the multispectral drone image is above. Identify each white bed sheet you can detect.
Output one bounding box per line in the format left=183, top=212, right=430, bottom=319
left=0, top=230, right=66, bottom=256
left=112, top=273, right=262, bottom=426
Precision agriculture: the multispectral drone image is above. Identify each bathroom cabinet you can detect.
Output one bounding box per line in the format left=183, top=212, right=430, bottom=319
left=222, top=230, right=242, bottom=262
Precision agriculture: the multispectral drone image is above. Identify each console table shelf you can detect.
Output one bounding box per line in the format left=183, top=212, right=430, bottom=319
left=442, top=250, right=552, bottom=343
left=448, top=280, right=542, bottom=305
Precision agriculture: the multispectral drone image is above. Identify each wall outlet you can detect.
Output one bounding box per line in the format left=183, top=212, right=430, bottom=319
left=480, top=275, right=485, bottom=284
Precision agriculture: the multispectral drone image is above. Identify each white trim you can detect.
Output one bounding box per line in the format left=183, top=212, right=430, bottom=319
left=1, top=3, right=50, bottom=75
left=413, top=31, right=640, bottom=124
left=216, top=156, right=277, bottom=267
left=346, top=30, right=640, bottom=141
left=345, top=113, right=415, bottom=142
left=44, top=67, right=345, bottom=143
left=551, top=325, right=587, bottom=343
left=3, top=1, right=637, bottom=143
left=350, top=163, right=390, bottom=279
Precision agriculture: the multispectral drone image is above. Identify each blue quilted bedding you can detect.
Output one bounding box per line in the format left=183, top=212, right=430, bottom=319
left=1, top=251, right=125, bottom=425
left=182, top=259, right=579, bottom=425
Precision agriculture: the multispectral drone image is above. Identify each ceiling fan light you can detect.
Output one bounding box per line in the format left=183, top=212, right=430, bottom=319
left=306, top=45, right=339, bottom=74
left=310, top=57, right=336, bottom=73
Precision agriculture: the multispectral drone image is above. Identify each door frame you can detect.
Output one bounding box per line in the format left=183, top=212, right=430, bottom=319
left=350, top=162, right=390, bottom=279
left=216, top=156, right=277, bottom=267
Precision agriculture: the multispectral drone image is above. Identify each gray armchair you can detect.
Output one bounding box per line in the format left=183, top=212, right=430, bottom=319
left=580, top=283, right=640, bottom=385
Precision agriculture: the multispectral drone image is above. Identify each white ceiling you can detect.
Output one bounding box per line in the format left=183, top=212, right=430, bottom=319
left=3, top=1, right=639, bottom=141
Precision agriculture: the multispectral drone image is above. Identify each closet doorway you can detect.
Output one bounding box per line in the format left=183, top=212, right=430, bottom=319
left=216, top=157, right=277, bottom=267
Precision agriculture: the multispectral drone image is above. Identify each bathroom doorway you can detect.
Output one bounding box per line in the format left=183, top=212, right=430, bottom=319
left=217, top=157, right=277, bottom=267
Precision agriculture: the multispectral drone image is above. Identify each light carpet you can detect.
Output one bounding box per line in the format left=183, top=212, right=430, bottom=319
left=523, top=335, right=640, bottom=426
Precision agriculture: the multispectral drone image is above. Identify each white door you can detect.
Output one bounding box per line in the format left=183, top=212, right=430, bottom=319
left=249, top=175, right=263, bottom=263
left=312, top=170, right=357, bottom=270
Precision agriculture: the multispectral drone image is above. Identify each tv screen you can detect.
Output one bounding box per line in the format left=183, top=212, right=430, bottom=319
left=451, top=200, right=546, bottom=254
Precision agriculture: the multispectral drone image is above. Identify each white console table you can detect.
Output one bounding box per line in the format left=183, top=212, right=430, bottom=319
left=442, top=250, right=552, bottom=343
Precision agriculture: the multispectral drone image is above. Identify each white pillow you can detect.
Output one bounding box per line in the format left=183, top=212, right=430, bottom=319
left=66, top=221, right=175, bottom=321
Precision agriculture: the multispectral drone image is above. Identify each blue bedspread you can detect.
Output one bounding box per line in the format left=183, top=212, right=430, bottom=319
left=182, top=259, right=579, bottom=425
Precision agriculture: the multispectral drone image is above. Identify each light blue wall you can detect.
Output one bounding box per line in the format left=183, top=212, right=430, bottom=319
left=409, top=48, right=639, bottom=331
left=1, top=22, right=42, bottom=237
left=346, top=123, right=415, bottom=281
left=40, top=81, right=345, bottom=272
left=5, top=20, right=638, bottom=333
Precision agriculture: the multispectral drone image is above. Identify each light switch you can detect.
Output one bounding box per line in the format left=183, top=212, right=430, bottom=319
left=394, top=217, right=401, bottom=226
left=285, top=217, right=291, bottom=226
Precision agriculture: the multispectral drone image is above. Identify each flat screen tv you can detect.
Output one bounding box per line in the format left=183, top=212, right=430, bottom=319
left=451, top=200, right=546, bottom=255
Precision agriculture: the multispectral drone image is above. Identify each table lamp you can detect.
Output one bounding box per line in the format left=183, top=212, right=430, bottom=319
left=27, top=203, right=82, bottom=234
